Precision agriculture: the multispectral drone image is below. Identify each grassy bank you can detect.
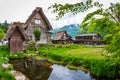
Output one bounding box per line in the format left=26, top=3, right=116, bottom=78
left=38, top=44, right=120, bottom=79
left=0, top=45, right=35, bottom=80
left=38, top=44, right=104, bottom=67
left=0, top=45, right=15, bottom=80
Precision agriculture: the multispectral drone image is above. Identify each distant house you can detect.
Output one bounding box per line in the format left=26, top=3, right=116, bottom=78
left=4, top=22, right=28, bottom=53
left=24, top=7, right=53, bottom=44
left=73, top=33, right=104, bottom=45
left=52, top=30, right=72, bottom=44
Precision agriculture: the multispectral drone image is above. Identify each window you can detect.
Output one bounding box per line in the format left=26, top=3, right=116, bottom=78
left=35, top=19, right=41, bottom=24
left=63, top=33, right=66, bottom=39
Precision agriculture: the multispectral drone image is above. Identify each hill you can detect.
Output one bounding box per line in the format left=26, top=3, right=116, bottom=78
left=50, top=24, right=80, bottom=38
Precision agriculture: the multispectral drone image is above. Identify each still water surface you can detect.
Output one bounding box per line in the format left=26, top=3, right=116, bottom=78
left=10, top=58, right=95, bottom=80
left=49, top=64, right=95, bottom=80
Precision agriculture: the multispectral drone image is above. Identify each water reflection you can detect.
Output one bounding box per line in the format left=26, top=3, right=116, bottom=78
left=10, top=58, right=52, bottom=80
left=49, top=64, right=95, bottom=80
left=10, top=58, right=95, bottom=80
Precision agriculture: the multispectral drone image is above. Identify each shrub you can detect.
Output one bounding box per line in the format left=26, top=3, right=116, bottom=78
left=27, top=40, right=36, bottom=50
left=33, top=28, right=41, bottom=41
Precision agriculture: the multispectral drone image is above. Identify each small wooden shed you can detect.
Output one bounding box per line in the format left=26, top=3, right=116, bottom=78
left=4, top=22, right=28, bottom=53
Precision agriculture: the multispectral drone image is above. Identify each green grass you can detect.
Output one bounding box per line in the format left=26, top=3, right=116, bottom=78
left=38, top=44, right=105, bottom=59
left=38, top=44, right=105, bottom=67
left=67, top=47, right=105, bottom=59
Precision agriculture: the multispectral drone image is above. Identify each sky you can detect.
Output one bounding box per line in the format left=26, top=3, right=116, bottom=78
left=0, top=0, right=119, bottom=28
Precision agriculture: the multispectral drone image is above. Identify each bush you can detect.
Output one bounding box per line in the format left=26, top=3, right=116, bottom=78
left=33, top=28, right=41, bottom=41
left=27, top=40, right=36, bottom=50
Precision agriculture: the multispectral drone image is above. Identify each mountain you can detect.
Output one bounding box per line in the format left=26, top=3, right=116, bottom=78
left=50, top=24, right=80, bottom=38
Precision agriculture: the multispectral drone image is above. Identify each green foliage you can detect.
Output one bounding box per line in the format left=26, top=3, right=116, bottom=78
left=0, top=28, right=5, bottom=40
left=0, top=45, right=10, bottom=57
left=82, top=9, right=103, bottom=23
left=49, top=0, right=103, bottom=19
left=0, top=69, right=15, bottom=80
left=90, top=58, right=120, bottom=78
left=104, top=22, right=120, bottom=56
left=81, top=18, right=115, bottom=37
left=33, top=28, right=41, bottom=41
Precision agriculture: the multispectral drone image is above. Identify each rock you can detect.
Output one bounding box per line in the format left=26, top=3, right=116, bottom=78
left=11, top=70, right=29, bottom=80
left=2, top=63, right=12, bottom=69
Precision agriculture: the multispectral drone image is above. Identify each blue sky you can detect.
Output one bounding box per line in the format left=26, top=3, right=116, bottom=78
left=0, top=0, right=119, bottom=28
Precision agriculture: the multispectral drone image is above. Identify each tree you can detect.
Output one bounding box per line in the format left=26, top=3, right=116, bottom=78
left=49, top=1, right=120, bottom=56
left=49, top=0, right=103, bottom=19
left=80, top=3, right=120, bottom=56
left=104, top=22, right=120, bottom=57
left=33, top=28, right=41, bottom=42
left=0, top=29, right=5, bottom=40
left=0, top=21, right=9, bottom=33
left=2, top=20, right=9, bottom=33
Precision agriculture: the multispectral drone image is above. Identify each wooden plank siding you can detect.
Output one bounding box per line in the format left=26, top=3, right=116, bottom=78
left=74, top=33, right=104, bottom=45
left=10, top=29, right=24, bottom=53
left=24, top=7, right=53, bottom=44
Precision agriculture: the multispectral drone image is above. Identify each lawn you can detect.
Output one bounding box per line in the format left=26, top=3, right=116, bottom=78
left=67, top=47, right=105, bottom=59
left=38, top=44, right=105, bottom=67
left=38, top=44, right=105, bottom=59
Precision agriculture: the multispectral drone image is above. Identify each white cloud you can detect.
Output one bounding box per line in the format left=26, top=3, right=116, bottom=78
left=0, top=0, right=119, bottom=29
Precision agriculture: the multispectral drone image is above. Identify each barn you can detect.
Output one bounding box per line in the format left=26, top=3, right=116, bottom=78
left=4, top=22, right=28, bottom=53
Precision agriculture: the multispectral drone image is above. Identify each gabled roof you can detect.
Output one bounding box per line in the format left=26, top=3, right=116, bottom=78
left=53, top=30, right=68, bottom=40
left=76, top=33, right=99, bottom=36
left=4, top=22, right=29, bottom=41
left=25, top=7, right=53, bottom=30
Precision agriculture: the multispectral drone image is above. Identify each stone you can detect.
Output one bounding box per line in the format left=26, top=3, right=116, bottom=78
left=2, top=63, right=12, bottom=69
left=11, top=70, right=29, bottom=80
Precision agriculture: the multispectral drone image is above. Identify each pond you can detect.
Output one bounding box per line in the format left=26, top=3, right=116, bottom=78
left=49, top=64, right=95, bottom=80
left=9, top=58, right=95, bottom=80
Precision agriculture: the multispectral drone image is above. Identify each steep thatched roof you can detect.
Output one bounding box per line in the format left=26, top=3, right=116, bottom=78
left=4, top=22, right=29, bottom=41
left=53, top=30, right=68, bottom=40
left=25, top=7, right=53, bottom=30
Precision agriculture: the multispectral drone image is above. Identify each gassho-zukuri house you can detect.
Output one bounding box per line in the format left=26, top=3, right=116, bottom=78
left=24, top=7, right=53, bottom=44
left=52, top=30, right=72, bottom=44
left=4, top=7, right=53, bottom=53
